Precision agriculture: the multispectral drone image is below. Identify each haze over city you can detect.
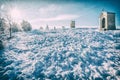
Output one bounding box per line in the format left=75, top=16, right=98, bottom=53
left=0, top=0, right=120, bottom=29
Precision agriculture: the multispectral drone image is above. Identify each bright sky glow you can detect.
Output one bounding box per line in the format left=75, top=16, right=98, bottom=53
left=9, top=8, right=21, bottom=22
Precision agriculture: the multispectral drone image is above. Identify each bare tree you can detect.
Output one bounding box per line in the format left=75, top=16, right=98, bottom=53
left=6, top=15, right=12, bottom=38
left=0, top=2, right=13, bottom=38
left=0, top=18, right=5, bottom=34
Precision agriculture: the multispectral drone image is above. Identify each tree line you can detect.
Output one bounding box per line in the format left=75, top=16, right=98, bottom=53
left=0, top=18, right=32, bottom=33
left=0, top=18, right=32, bottom=50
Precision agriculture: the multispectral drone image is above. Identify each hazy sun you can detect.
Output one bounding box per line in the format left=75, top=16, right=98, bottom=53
left=9, top=8, right=21, bottom=20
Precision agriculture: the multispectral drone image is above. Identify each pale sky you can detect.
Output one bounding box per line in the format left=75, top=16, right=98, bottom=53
left=0, top=0, right=120, bottom=29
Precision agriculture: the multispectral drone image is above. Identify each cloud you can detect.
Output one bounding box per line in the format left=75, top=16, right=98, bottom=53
left=33, top=14, right=79, bottom=22
left=40, top=14, right=79, bottom=21
left=38, top=4, right=61, bottom=14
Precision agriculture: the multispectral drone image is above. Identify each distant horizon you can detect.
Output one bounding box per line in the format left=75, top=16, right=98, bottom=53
left=32, top=25, right=120, bottom=30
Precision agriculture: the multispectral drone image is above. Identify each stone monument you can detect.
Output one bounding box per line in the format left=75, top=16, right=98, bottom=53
left=99, top=11, right=116, bottom=30
left=70, top=21, right=75, bottom=28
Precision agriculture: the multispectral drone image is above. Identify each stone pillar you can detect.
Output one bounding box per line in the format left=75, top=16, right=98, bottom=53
left=70, top=21, right=75, bottom=28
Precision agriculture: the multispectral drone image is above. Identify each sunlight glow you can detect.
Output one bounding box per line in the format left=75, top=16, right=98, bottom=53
left=9, top=8, right=21, bottom=21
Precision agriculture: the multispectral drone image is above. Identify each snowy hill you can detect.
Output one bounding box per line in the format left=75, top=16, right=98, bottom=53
left=0, top=28, right=120, bottom=80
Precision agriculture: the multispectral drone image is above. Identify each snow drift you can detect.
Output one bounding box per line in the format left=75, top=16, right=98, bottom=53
left=0, top=28, right=120, bottom=80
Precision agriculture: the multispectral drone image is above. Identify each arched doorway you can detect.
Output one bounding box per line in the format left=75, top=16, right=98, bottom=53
left=102, top=18, right=105, bottom=28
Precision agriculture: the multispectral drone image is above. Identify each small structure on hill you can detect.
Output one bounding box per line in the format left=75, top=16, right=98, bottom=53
left=99, top=11, right=116, bottom=31
left=70, top=21, right=75, bottom=28
left=46, top=25, right=49, bottom=30
left=62, top=26, right=65, bottom=29
left=40, top=26, right=43, bottom=30
left=54, top=26, right=56, bottom=30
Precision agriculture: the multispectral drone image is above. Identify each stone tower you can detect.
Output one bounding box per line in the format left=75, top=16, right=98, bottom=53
left=99, top=11, right=116, bottom=31
left=70, top=21, right=75, bottom=28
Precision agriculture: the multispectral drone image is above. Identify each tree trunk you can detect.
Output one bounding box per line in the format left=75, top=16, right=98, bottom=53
left=9, top=23, right=12, bottom=38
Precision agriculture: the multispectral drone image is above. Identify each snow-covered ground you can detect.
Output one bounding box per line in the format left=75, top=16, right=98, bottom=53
left=0, top=28, right=120, bottom=80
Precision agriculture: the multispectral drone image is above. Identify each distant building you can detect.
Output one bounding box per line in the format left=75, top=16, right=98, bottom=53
left=99, top=11, right=116, bottom=31
left=54, top=26, right=56, bottom=30
left=46, top=25, right=49, bottom=30
left=70, top=21, right=75, bottom=28
left=62, top=26, right=65, bottom=29
left=40, top=26, right=43, bottom=30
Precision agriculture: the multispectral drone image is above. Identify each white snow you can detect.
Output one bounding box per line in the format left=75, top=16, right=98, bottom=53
left=0, top=28, right=120, bottom=80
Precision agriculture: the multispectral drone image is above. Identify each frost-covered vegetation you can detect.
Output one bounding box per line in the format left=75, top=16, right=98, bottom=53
left=0, top=28, right=120, bottom=80
left=0, top=17, right=32, bottom=50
